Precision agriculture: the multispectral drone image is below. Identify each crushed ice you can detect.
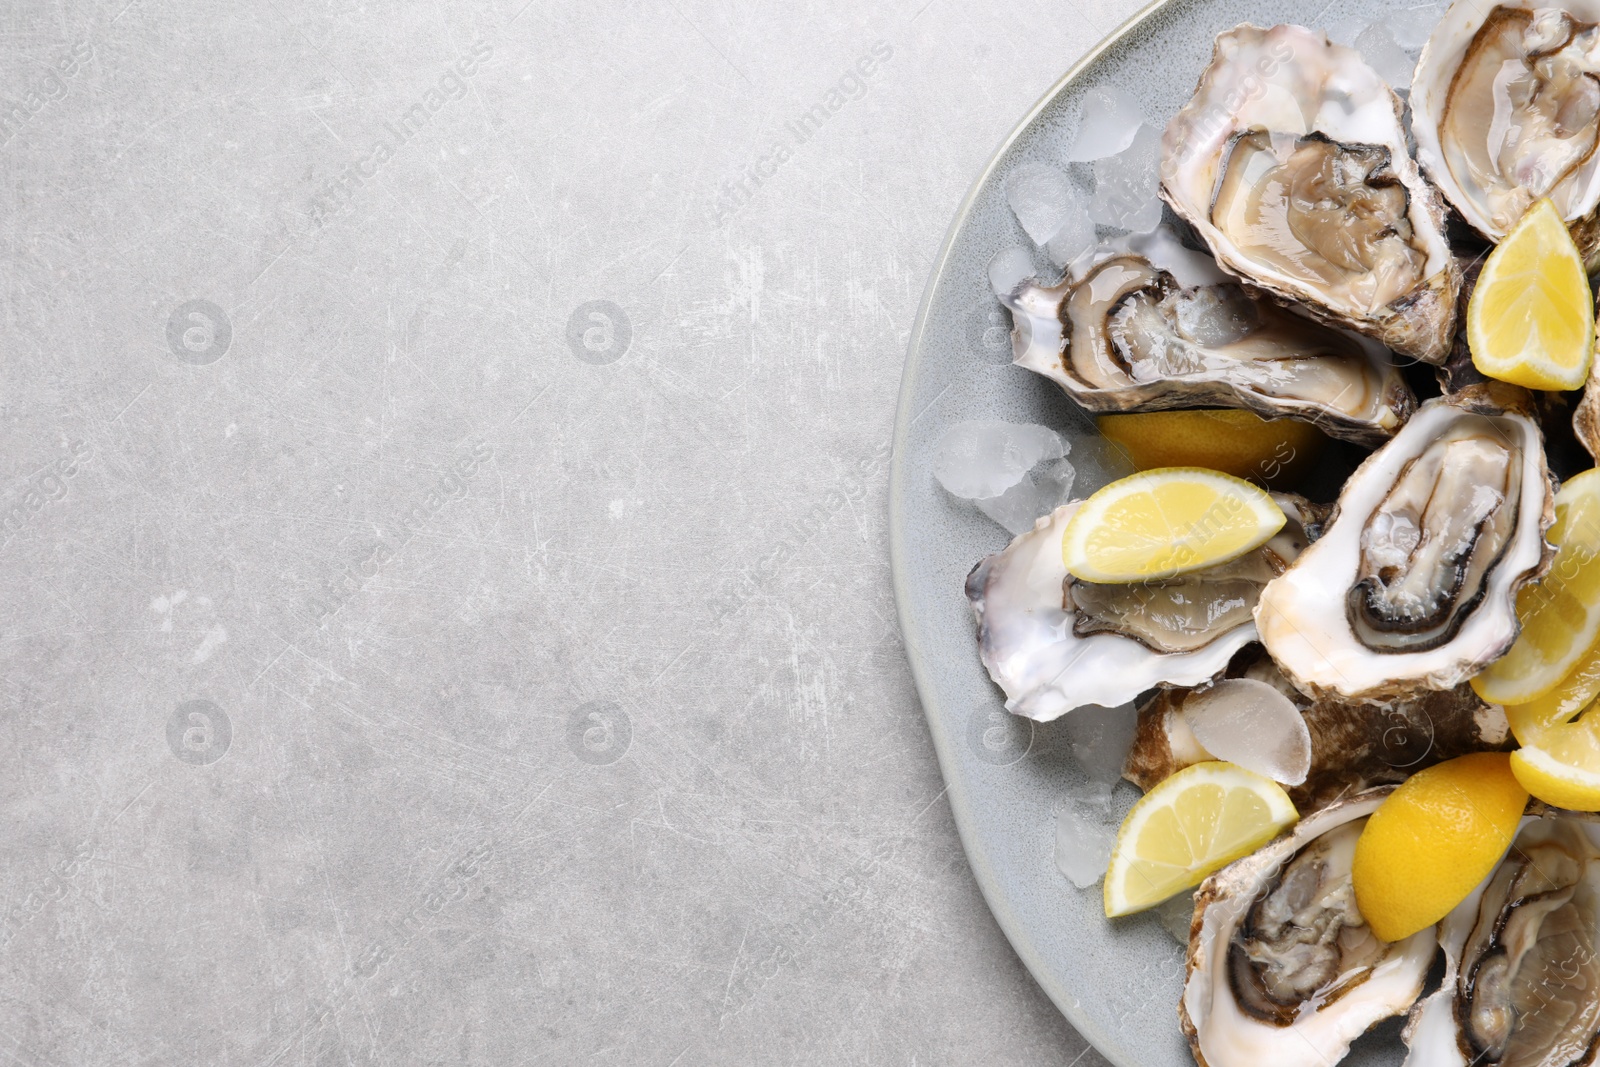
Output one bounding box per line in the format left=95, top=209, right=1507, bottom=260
left=1064, top=85, right=1145, bottom=162
left=1005, top=162, right=1079, bottom=245
left=1357, top=21, right=1416, bottom=92
left=1054, top=702, right=1139, bottom=889
left=1184, top=679, right=1313, bottom=787
left=1046, top=209, right=1096, bottom=271
left=1092, top=124, right=1164, bottom=235
left=1124, top=227, right=1230, bottom=288
left=988, top=245, right=1037, bottom=299
left=933, top=421, right=1076, bottom=535
left=1004, top=163, right=1096, bottom=272
left=1153, top=890, right=1197, bottom=945
left=1386, top=2, right=1448, bottom=51
left=1064, top=434, right=1136, bottom=499
left=1330, top=3, right=1448, bottom=92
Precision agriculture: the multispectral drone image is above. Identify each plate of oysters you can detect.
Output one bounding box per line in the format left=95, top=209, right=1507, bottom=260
left=890, top=1, right=1600, bottom=1065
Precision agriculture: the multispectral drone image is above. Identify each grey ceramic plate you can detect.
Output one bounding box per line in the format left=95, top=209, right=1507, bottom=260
left=888, top=1, right=1410, bottom=1065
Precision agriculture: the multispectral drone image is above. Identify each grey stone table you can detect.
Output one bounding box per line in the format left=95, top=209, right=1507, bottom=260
left=0, top=0, right=1144, bottom=1061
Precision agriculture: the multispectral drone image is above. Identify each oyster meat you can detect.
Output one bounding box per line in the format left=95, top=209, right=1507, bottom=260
left=1161, top=24, right=1460, bottom=363
left=1412, top=2, right=1600, bottom=265
left=1123, top=652, right=1512, bottom=811
left=1256, top=387, right=1556, bottom=703
left=966, top=496, right=1320, bottom=721
left=1403, top=817, right=1600, bottom=1067
left=1182, top=790, right=1438, bottom=1067
left=1005, top=252, right=1415, bottom=444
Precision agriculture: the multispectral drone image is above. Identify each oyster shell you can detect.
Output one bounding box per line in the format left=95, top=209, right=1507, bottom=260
left=1161, top=24, right=1460, bottom=363
left=1412, top=2, right=1600, bottom=265
left=1181, top=790, right=1438, bottom=1067
left=1402, top=816, right=1600, bottom=1067
left=1005, top=252, right=1416, bottom=445
left=1123, top=652, right=1512, bottom=811
left=1256, top=387, right=1556, bottom=703
left=1577, top=380, right=1600, bottom=463
left=966, top=496, right=1319, bottom=721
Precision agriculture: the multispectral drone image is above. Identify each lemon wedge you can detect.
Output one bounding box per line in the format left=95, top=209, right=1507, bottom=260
left=1468, top=197, right=1596, bottom=391
left=1473, top=469, right=1600, bottom=705
left=1095, top=409, right=1326, bottom=490
left=1061, top=467, right=1287, bottom=584
left=1104, top=761, right=1297, bottom=918
left=1351, top=753, right=1527, bottom=943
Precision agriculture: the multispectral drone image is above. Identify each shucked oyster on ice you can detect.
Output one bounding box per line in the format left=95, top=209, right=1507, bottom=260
left=1402, top=817, right=1600, bottom=1067
left=1256, top=386, right=1556, bottom=704
left=966, top=496, right=1321, bottom=721
left=1181, top=790, right=1438, bottom=1067
left=1412, top=1, right=1600, bottom=265
left=1161, top=24, right=1461, bottom=363
left=1005, top=251, right=1416, bottom=445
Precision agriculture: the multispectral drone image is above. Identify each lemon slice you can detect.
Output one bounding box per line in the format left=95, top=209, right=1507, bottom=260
left=1061, top=467, right=1287, bottom=584
left=1095, top=409, right=1327, bottom=490
left=1468, top=197, right=1596, bottom=391
left=1352, top=753, right=1528, bottom=943
left=1103, top=761, right=1297, bottom=918
left=1473, top=469, right=1600, bottom=705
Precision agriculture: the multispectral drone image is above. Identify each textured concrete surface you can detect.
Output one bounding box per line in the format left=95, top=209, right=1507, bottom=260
left=0, top=0, right=1143, bottom=1062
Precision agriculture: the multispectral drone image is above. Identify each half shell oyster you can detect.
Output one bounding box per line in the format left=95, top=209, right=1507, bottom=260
left=1005, top=252, right=1416, bottom=444
left=1412, top=2, right=1600, bottom=265
left=1161, top=24, right=1460, bottom=363
left=1256, top=386, right=1556, bottom=703
left=966, top=496, right=1320, bottom=721
left=1402, top=816, right=1600, bottom=1067
left=1181, top=789, right=1437, bottom=1067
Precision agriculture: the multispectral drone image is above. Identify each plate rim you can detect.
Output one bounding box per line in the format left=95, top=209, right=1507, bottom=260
left=887, top=2, right=1188, bottom=1064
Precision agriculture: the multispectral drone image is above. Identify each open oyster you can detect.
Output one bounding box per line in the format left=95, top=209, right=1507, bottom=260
left=1412, top=2, right=1600, bottom=265
left=1124, top=653, right=1512, bottom=811
left=1256, top=386, right=1556, bottom=703
left=1161, top=24, right=1460, bottom=363
left=1181, top=790, right=1438, bottom=1067
left=966, top=496, right=1320, bottom=721
left=1402, top=817, right=1600, bottom=1067
left=1577, top=382, right=1600, bottom=463
left=1005, top=253, right=1415, bottom=444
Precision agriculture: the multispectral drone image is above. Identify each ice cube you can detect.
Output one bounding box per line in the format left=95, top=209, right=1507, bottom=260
left=975, top=457, right=1077, bottom=535
left=1324, top=19, right=1365, bottom=48
left=1055, top=791, right=1118, bottom=889
left=1006, top=162, right=1082, bottom=245
left=1357, top=20, right=1416, bottom=92
left=1183, top=678, right=1313, bottom=787
left=1154, top=890, right=1197, bottom=946
left=988, top=245, right=1037, bottom=299
left=1092, top=125, right=1164, bottom=234
left=1387, top=3, right=1447, bottom=52
left=1046, top=209, right=1096, bottom=272
left=933, top=421, right=1066, bottom=501
left=1125, top=227, right=1230, bottom=289
left=1062, top=433, right=1136, bottom=498
left=1064, top=85, right=1145, bottom=163
left=1060, top=701, right=1140, bottom=792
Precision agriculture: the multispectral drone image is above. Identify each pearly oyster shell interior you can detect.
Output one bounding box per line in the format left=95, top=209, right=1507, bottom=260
left=1161, top=24, right=1461, bottom=363
left=1255, top=387, right=1556, bottom=703
left=1006, top=251, right=1416, bottom=444
left=1412, top=1, right=1600, bottom=265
